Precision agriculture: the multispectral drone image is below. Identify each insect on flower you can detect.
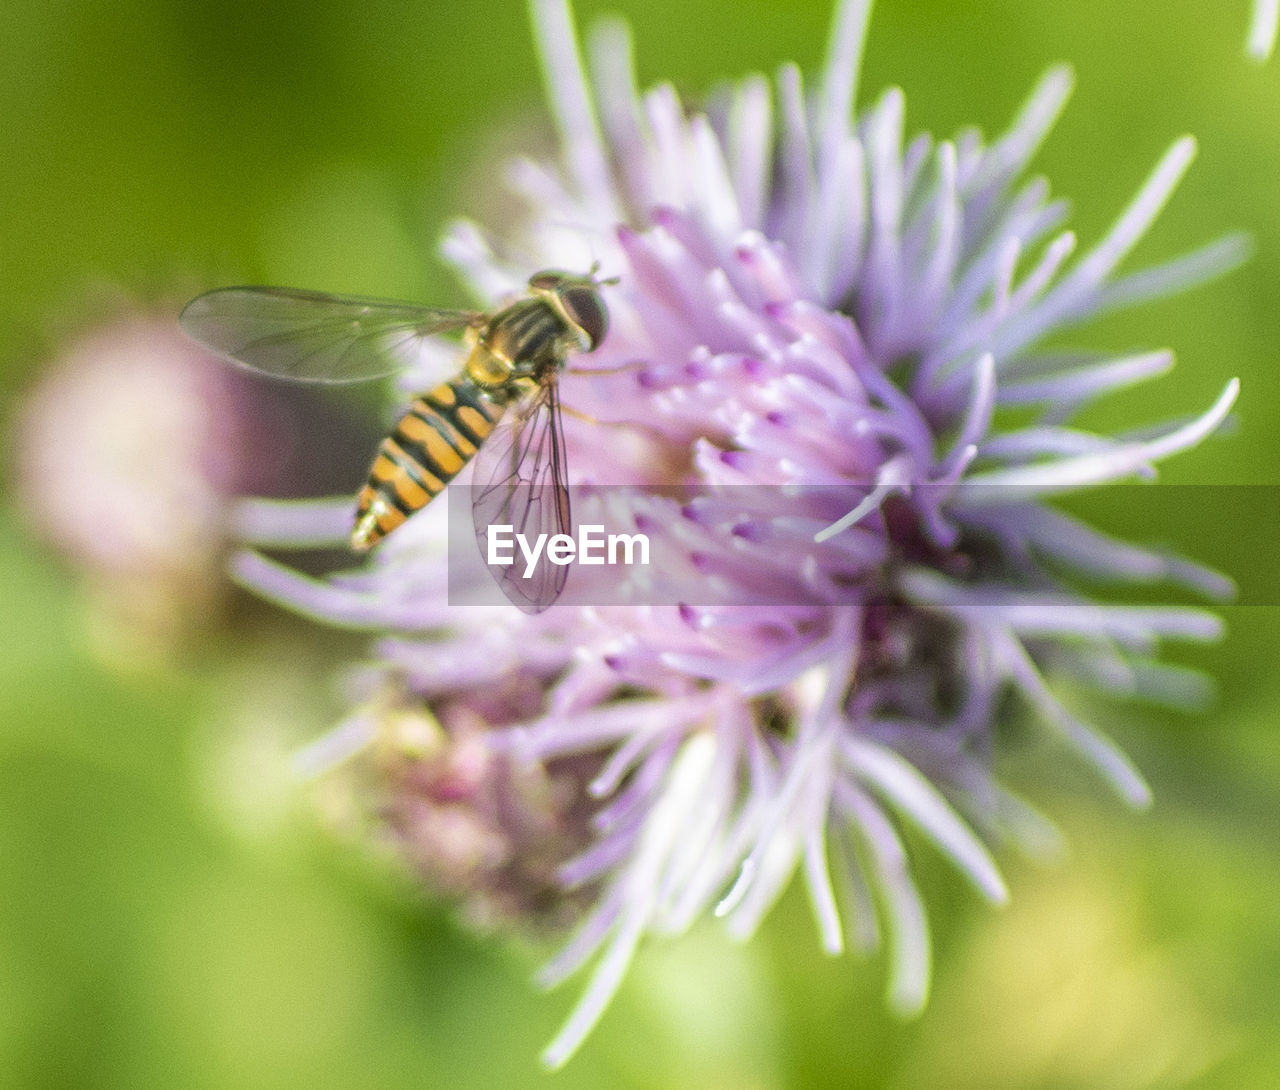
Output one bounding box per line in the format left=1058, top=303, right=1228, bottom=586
left=180, top=268, right=613, bottom=611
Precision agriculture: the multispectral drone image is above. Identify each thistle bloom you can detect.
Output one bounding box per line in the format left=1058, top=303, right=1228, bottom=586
left=13, top=309, right=377, bottom=657
left=235, top=0, right=1242, bottom=1066
left=13, top=313, right=255, bottom=652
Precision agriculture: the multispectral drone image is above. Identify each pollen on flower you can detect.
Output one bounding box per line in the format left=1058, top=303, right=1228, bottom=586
left=228, top=0, right=1242, bottom=1067
left=306, top=684, right=603, bottom=932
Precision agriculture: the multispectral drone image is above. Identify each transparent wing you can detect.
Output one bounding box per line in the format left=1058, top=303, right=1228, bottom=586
left=180, top=286, right=483, bottom=384
left=471, top=377, right=572, bottom=613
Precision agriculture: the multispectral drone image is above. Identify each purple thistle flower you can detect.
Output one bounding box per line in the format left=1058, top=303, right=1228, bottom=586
left=310, top=685, right=602, bottom=933
left=232, top=0, right=1243, bottom=1067
left=13, top=312, right=258, bottom=654
left=13, top=307, right=378, bottom=658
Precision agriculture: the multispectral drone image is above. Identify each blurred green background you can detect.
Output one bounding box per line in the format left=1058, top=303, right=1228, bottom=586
left=2, top=0, right=1279, bottom=1086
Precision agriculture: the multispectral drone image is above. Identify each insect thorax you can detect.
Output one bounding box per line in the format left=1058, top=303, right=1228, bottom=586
left=466, top=298, right=572, bottom=388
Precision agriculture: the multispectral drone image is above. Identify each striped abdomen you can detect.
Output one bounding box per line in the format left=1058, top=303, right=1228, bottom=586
left=352, top=379, right=504, bottom=550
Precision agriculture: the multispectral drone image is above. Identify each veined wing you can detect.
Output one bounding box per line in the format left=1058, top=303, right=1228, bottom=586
left=180, top=286, right=483, bottom=384
left=471, top=377, right=571, bottom=613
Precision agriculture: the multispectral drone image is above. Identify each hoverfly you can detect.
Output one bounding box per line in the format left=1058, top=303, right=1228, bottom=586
left=180, top=269, right=612, bottom=612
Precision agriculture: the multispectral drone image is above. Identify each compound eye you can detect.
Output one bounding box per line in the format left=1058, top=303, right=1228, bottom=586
left=559, top=285, right=608, bottom=350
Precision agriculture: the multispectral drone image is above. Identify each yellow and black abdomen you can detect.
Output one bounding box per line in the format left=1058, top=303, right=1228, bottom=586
left=352, top=379, right=505, bottom=550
